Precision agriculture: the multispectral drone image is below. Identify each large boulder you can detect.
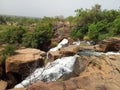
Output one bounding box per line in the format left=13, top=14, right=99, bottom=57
left=6, top=48, right=46, bottom=77
left=99, top=37, right=120, bottom=52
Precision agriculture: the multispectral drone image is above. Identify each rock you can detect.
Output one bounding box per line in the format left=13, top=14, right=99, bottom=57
left=52, top=21, right=70, bottom=44
left=58, top=56, right=90, bottom=81
left=0, top=63, right=3, bottom=78
left=74, top=56, right=90, bottom=74
left=0, top=55, right=4, bottom=78
left=48, top=45, right=80, bottom=61
left=0, top=80, right=7, bottom=90
left=27, top=81, right=64, bottom=90
left=99, top=37, right=120, bottom=52
left=6, top=48, right=46, bottom=78
left=79, top=45, right=95, bottom=51
left=9, top=88, right=26, bottom=90
left=48, top=51, right=62, bottom=61
left=7, top=72, right=19, bottom=88
left=60, top=45, right=80, bottom=56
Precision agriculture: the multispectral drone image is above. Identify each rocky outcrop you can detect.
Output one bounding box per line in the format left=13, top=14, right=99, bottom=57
left=6, top=48, right=46, bottom=78
left=98, top=37, right=120, bottom=52
left=27, top=55, right=120, bottom=90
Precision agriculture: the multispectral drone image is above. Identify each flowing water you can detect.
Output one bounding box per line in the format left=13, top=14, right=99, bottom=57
left=15, top=55, right=78, bottom=88
left=14, top=39, right=120, bottom=88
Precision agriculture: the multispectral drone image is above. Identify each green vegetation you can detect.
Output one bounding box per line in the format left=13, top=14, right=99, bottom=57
left=22, top=23, right=53, bottom=50
left=1, top=26, right=26, bottom=44
left=0, top=44, right=16, bottom=61
left=70, top=4, right=120, bottom=40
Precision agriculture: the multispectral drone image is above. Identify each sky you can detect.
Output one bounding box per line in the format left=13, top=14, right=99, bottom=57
left=0, top=0, right=120, bottom=18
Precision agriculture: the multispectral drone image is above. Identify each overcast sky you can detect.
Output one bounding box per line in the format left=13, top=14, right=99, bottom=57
left=0, top=0, right=120, bottom=18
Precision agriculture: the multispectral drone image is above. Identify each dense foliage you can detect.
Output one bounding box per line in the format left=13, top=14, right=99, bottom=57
left=1, top=26, right=26, bottom=44
left=70, top=4, right=120, bottom=40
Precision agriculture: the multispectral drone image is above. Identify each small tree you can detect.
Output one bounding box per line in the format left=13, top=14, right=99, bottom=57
left=22, top=23, right=53, bottom=50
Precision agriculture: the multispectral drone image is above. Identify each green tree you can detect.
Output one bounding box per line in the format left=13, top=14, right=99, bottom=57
left=22, top=23, right=53, bottom=50
left=109, top=17, right=120, bottom=36
left=87, top=23, right=98, bottom=40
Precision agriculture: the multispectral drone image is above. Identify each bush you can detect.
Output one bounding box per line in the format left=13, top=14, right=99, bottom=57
left=22, top=23, right=53, bottom=50
left=22, top=32, right=36, bottom=48
left=0, top=44, right=16, bottom=61
left=1, top=26, right=26, bottom=44
left=87, top=24, right=98, bottom=40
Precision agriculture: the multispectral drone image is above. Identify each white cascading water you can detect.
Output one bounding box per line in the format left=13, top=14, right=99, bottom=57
left=46, top=38, right=68, bottom=59
left=14, top=55, right=79, bottom=88
left=49, top=38, right=68, bottom=51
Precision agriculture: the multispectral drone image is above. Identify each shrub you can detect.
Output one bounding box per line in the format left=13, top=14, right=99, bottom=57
left=1, top=26, right=26, bottom=44
left=87, top=24, right=98, bottom=40
left=22, top=23, right=53, bottom=50
left=0, top=44, right=16, bottom=61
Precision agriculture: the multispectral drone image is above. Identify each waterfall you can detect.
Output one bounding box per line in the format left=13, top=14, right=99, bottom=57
left=49, top=38, right=68, bottom=51
left=14, top=55, right=79, bottom=88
